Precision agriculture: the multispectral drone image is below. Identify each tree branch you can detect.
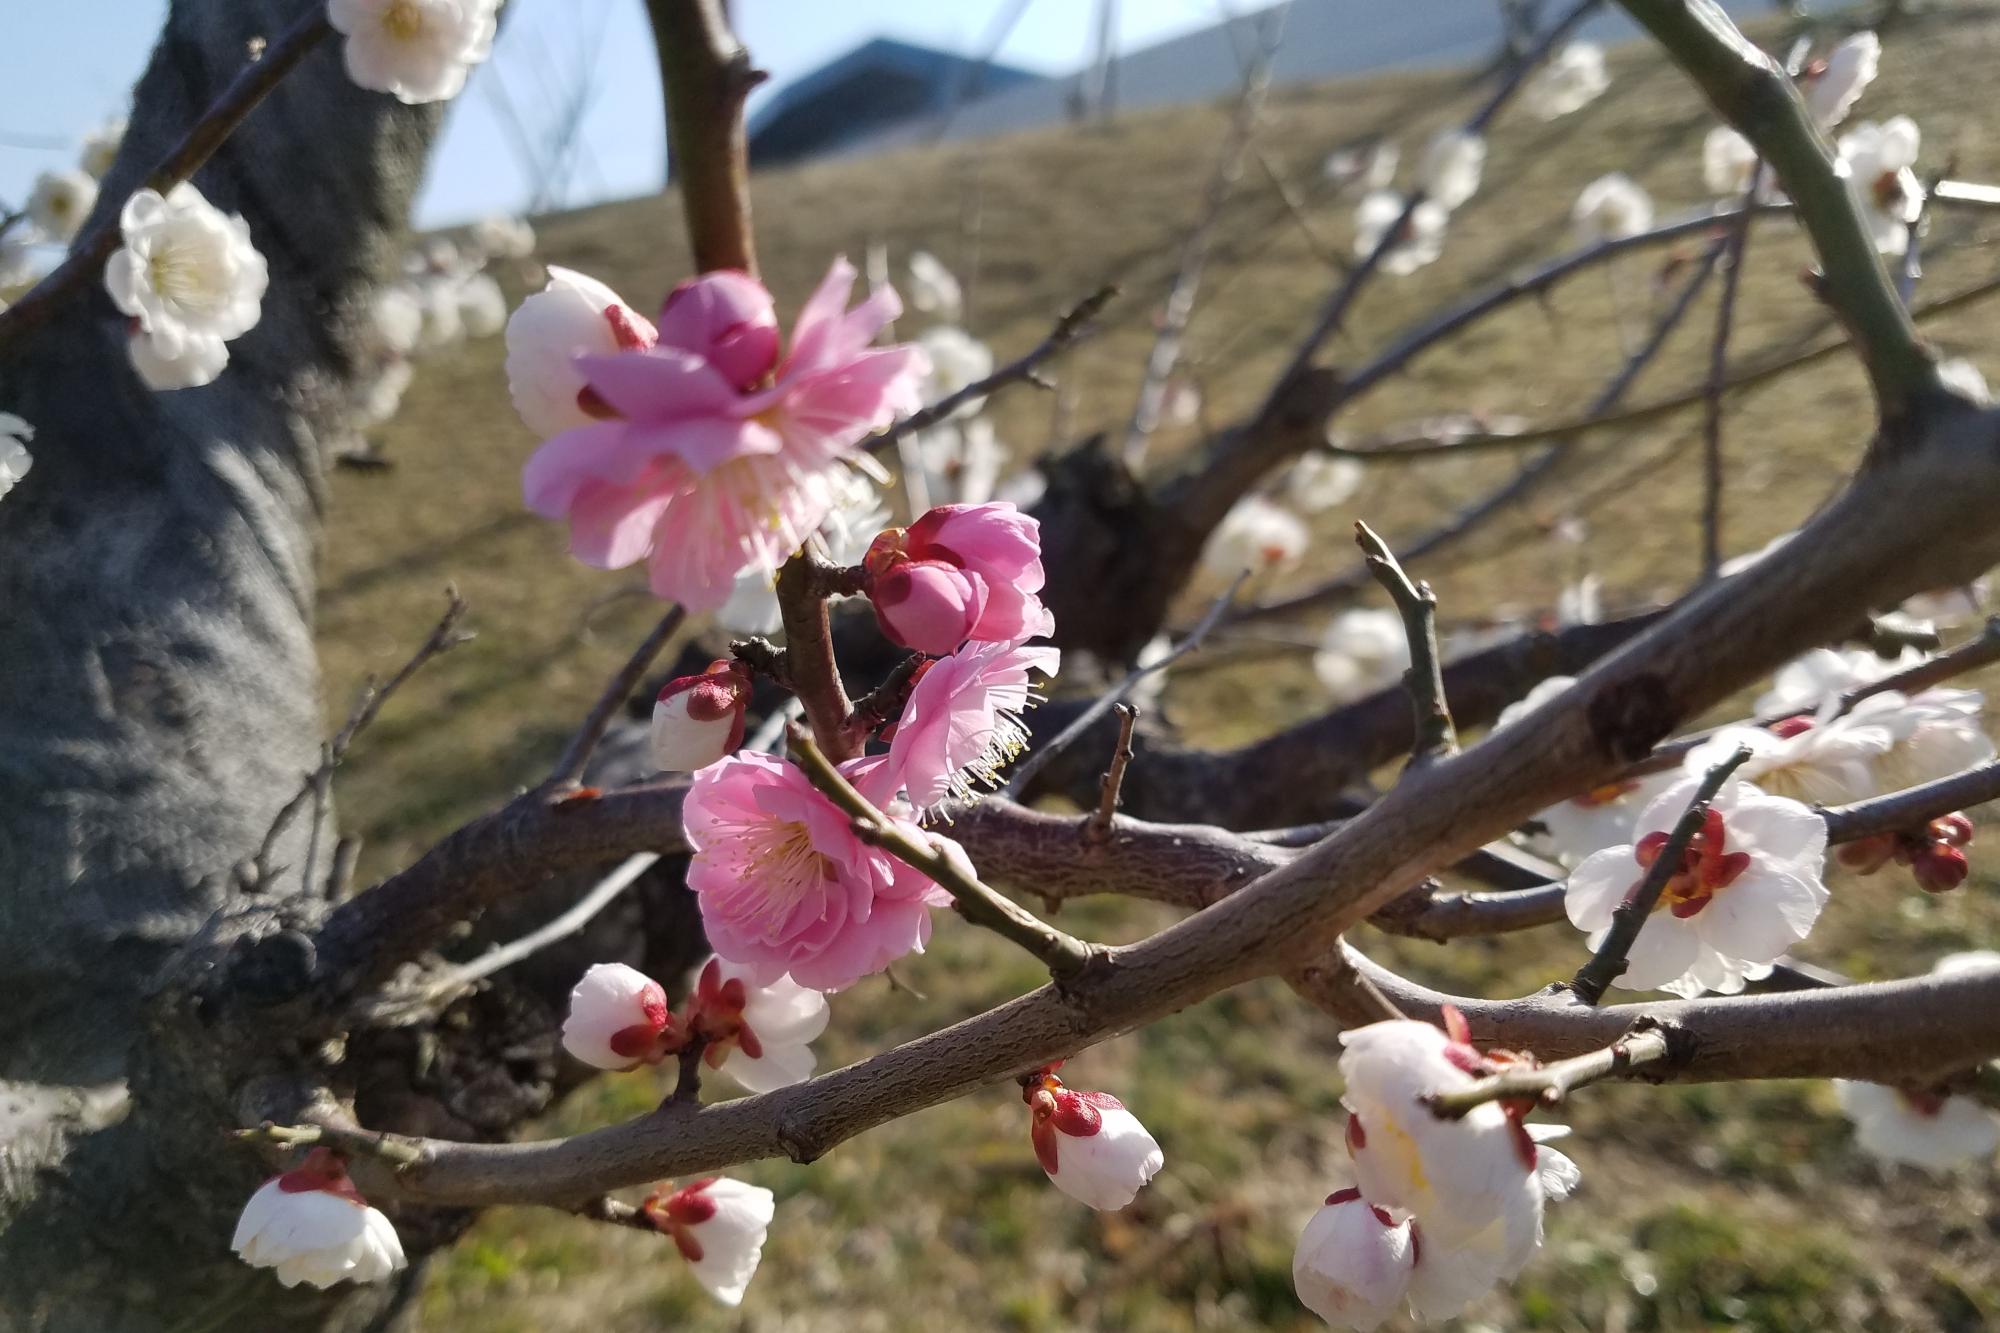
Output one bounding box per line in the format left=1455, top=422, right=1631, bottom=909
left=776, top=555, right=860, bottom=763
left=1356, top=522, right=1457, bottom=766
left=648, top=0, right=766, bottom=274
left=1423, top=1024, right=1676, bottom=1117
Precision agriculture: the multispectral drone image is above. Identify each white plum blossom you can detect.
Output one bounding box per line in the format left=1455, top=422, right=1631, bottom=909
left=1564, top=775, right=1829, bottom=997
left=560, top=962, right=673, bottom=1071
left=1339, top=1018, right=1540, bottom=1249
left=1839, top=116, right=1925, bottom=255
left=1902, top=577, right=1988, bottom=627
left=695, top=956, right=831, bottom=1094
left=1686, top=714, right=1891, bottom=806
left=1023, top=1068, right=1164, bottom=1211
left=469, top=214, right=535, bottom=261
left=231, top=1150, right=407, bottom=1288
left=1284, top=453, right=1364, bottom=512
left=1352, top=191, right=1447, bottom=275
left=0, top=234, right=40, bottom=307
left=79, top=117, right=126, bottom=179
left=914, top=416, right=1009, bottom=508
left=353, top=357, right=414, bottom=429
left=105, top=183, right=268, bottom=390
left=1524, top=42, right=1610, bottom=120
left=1420, top=129, right=1486, bottom=211
left=1835, top=1079, right=2000, bottom=1172
left=0, top=413, right=33, bottom=503
left=1497, top=677, right=1680, bottom=865
left=916, top=325, right=993, bottom=417
left=328, top=0, right=500, bottom=105
left=504, top=265, right=655, bottom=438
left=1292, top=1189, right=1415, bottom=1330
left=1313, top=608, right=1409, bottom=705
left=371, top=283, right=424, bottom=357
left=906, top=250, right=963, bottom=320
left=1702, top=125, right=1759, bottom=197
left=414, top=273, right=466, bottom=350
left=27, top=168, right=98, bottom=243
left=646, top=1177, right=775, bottom=1306
left=1403, top=1170, right=1545, bottom=1321
left=1805, top=31, right=1881, bottom=129
left=454, top=271, right=507, bottom=338
left=1754, top=645, right=1923, bottom=717
left=1200, top=494, right=1308, bottom=581
left=1572, top=172, right=1655, bottom=245
left=1843, top=688, right=1996, bottom=794
left=1323, top=140, right=1399, bottom=194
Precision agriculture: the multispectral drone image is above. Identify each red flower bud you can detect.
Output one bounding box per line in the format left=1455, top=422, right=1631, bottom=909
left=867, top=559, right=989, bottom=655
left=651, top=659, right=752, bottom=773
left=1912, top=843, right=1970, bottom=894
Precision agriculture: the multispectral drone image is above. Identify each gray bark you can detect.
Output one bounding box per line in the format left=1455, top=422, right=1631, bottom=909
left=0, top=2, right=441, bottom=1327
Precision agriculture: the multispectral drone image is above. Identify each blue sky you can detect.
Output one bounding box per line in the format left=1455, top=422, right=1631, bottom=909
left=2, top=0, right=1230, bottom=228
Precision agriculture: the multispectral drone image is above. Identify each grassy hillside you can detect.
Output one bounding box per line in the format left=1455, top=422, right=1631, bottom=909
left=316, top=5, right=2000, bottom=1329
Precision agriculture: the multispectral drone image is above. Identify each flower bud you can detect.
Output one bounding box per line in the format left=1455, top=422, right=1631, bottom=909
left=1292, top=1188, right=1414, bottom=1330
left=231, top=1148, right=407, bottom=1289
left=1023, top=1066, right=1164, bottom=1211
left=651, top=659, right=753, bottom=773
left=867, top=558, right=989, bottom=655
left=1932, top=812, right=1976, bottom=848
left=504, top=266, right=657, bottom=438
left=562, top=962, right=680, bottom=1070
left=655, top=270, right=780, bottom=390
left=643, top=1177, right=775, bottom=1306
left=1912, top=843, right=1969, bottom=894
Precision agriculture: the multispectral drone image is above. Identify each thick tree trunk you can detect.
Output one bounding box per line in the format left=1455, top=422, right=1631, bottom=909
left=0, top=3, right=440, bottom=1327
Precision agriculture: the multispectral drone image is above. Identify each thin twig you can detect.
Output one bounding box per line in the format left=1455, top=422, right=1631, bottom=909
left=1700, top=174, right=1760, bottom=580
left=1424, top=1025, right=1675, bottom=1117
left=775, top=555, right=861, bottom=763
left=549, top=604, right=686, bottom=788
left=231, top=1120, right=423, bottom=1169
left=873, top=284, right=1117, bottom=455
left=572, top=1196, right=656, bottom=1231
left=1121, top=40, right=1275, bottom=467
left=1568, top=746, right=1752, bottom=1005
left=1354, top=522, right=1457, bottom=766
left=1085, top=704, right=1139, bottom=844
left=1003, top=573, right=1247, bottom=799
left=1836, top=615, right=2000, bottom=716
left=0, top=10, right=332, bottom=349
left=788, top=725, right=1094, bottom=977
left=252, top=589, right=472, bottom=887
left=1253, top=144, right=1349, bottom=274
left=670, top=1037, right=710, bottom=1104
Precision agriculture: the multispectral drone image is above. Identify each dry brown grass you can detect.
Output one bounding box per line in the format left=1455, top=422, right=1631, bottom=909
left=312, top=6, right=2000, bottom=1329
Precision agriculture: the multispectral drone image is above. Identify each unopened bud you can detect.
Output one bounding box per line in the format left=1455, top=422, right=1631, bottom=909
left=1912, top=843, right=1970, bottom=894
left=866, top=558, right=988, bottom=655
left=651, top=660, right=752, bottom=773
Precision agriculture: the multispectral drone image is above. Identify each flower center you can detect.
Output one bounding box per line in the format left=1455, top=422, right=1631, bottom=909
left=381, top=0, right=427, bottom=40
left=1632, top=808, right=1751, bottom=918
left=737, top=820, right=839, bottom=937
left=146, top=234, right=232, bottom=316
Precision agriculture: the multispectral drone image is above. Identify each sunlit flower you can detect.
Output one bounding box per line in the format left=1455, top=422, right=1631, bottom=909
left=682, top=752, right=951, bottom=991
left=688, top=955, right=830, bottom=1093
left=1844, top=688, right=1995, bottom=795
left=717, top=473, right=888, bottom=634
left=1353, top=191, right=1447, bottom=274
left=522, top=259, right=925, bottom=611
left=1022, top=1065, right=1164, bottom=1210
left=1421, top=130, right=1486, bottom=211
left=454, top=271, right=506, bottom=338
left=1340, top=1016, right=1538, bottom=1248
left=906, top=250, right=963, bottom=320
left=865, top=501, right=1053, bottom=654
left=1686, top=714, right=1891, bottom=806
left=231, top=1148, right=407, bottom=1289
left=371, top=283, right=425, bottom=357
left=561, top=961, right=679, bottom=1071
left=1835, top=1080, right=1999, bottom=1172
left=1313, top=608, right=1409, bottom=705
left=328, top=0, right=500, bottom=104
left=1292, top=1189, right=1414, bottom=1330
left=470, top=214, right=536, bottom=261
left=652, top=659, right=754, bottom=773
left=1402, top=1170, right=1545, bottom=1321
left=0, top=413, right=33, bottom=503
left=505, top=265, right=658, bottom=437
left=1524, top=42, right=1609, bottom=120
left=1702, top=125, right=1759, bottom=197
left=1804, top=31, right=1880, bottom=129
left=1839, top=116, right=1924, bottom=255
left=1571, top=172, right=1654, bottom=245
left=1564, top=775, right=1829, bottom=996
left=79, top=117, right=126, bottom=179
left=105, top=183, right=267, bottom=390
left=1201, top=495, right=1309, bottom=581
left=1754, top=645, right=1923, bottom=717
left=1323, top=140, right=1399, bottom=194
left=644, top=1177, right=774, bottom=1306
left=1284, top=454, right=1365, bottom=512
left=882, top=639, right=1060, bottom=806
left=916, top=325, right=993, bottom=418
left=27, top=168, right=98, bottom=243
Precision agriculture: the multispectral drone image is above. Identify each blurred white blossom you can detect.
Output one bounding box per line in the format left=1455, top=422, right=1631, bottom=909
left=79, top=117, right=126, bottom=179
left=1323, top=140, right=1399, bottom=194
left=0, top=413, right=34, bottom=503
left=1420, top=130, right=1485, bottom=210
left=1571, top=173, right=1654, bottom=245
left=1201, top=495, right=1308, bottom=582
left=27, top=169, right=98, bottom=244
left=1313, top=608, right=1409, bottom=704
left=1806, top=31, right=1880, bottom=129
left=906, top=250, right=963, bottom=320
left=1838, top=117, right=1924, bottom=255
left=1353, top=191, right=1447, bottom=275
left=1524, top=42, right=1609, bottom=121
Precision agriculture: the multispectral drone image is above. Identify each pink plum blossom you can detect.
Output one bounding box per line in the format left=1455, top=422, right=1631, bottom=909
left=863, top=502, right=1053, bottom=653
left=682, top=752, right=952, bottom=991
left=522, top=259, right=926, bottom=611
left=1564, top=775, right=1828, bottom=997
left=881, top=640, right=1061, bottom=807
left=1023, top=1065, right=1164, bottom=1210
